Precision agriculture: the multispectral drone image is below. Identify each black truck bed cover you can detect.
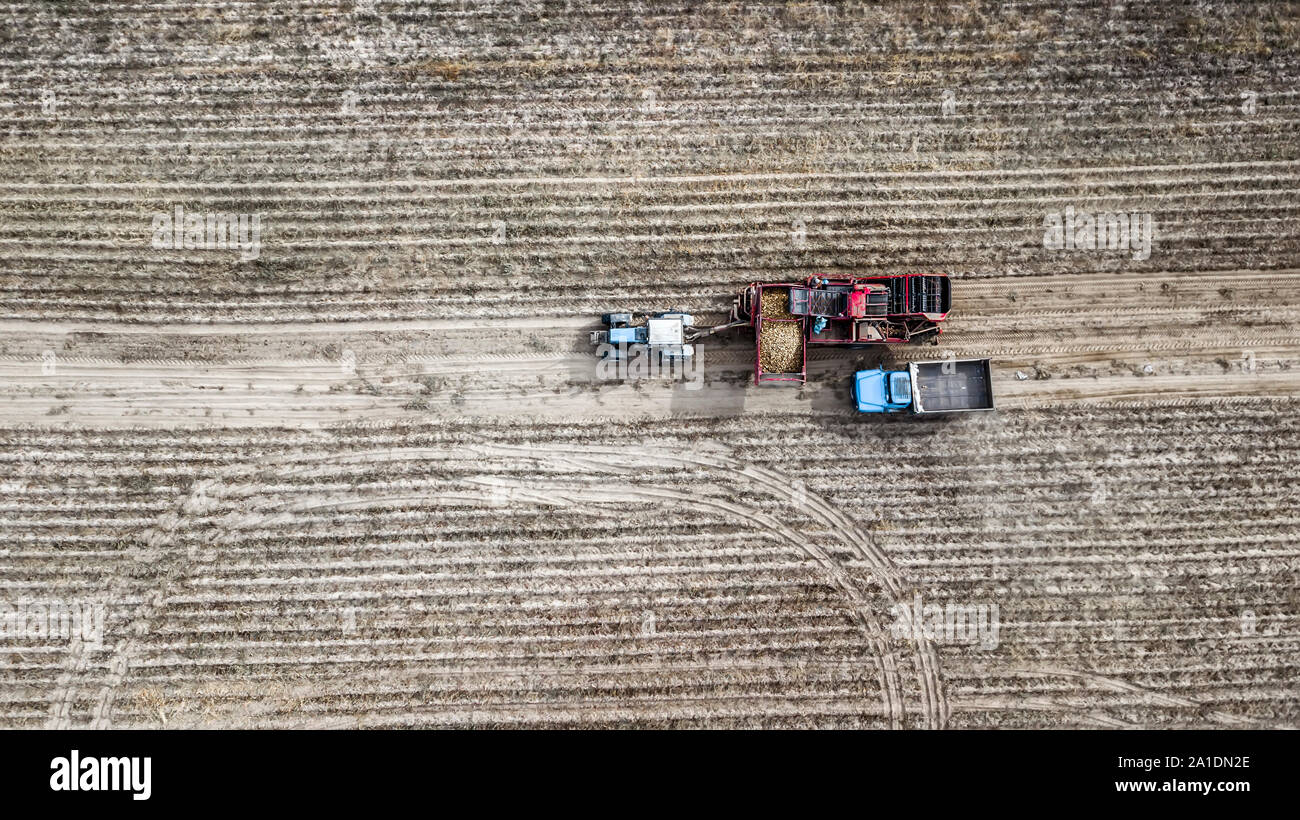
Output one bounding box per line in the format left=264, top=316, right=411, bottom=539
left=910, top=358, right=994, bottom=413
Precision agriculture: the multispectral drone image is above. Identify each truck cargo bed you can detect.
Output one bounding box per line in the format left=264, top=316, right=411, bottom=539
left=909, top=358, right=994, bottom=413
left=757, top=318, right=805, bottom=381
left=753, top=285, right=807, bottom=384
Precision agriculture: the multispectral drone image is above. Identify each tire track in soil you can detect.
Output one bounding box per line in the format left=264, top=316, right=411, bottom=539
left=471, top=442, right=948, bottom=730
left=46, top=442, right=931, bottom=729
left=475, top=480, right=904, bottom=729
left=45, top=478, right=223, bottom=729
left=1012, top=667, right=1266, bottom=729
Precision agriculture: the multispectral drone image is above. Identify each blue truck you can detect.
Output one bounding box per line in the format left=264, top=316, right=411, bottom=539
left=853, top=358, right=994, bottom=414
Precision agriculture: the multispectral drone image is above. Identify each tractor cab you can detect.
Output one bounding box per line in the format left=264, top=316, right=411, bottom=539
left=853, top=368, right=914, bottom=413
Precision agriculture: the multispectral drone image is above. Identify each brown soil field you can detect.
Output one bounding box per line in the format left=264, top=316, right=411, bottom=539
left=0, top=1, right=1297, bottom=728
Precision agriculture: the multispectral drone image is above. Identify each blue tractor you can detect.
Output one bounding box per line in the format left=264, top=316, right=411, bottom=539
left=591, top=312, right=696, bottom=360
left=590, top=311, right=747, bottom=360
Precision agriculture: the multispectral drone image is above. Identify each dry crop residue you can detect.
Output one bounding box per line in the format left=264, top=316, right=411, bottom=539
left=1, top=0, right=1299, bottom=731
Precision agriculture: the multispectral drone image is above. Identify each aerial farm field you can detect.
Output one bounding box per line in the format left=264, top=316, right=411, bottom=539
left=1, top=2, right=1297, bottom=728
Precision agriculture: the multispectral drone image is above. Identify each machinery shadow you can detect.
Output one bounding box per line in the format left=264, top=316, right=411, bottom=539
left=668, top=325, right=751, bottom=418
